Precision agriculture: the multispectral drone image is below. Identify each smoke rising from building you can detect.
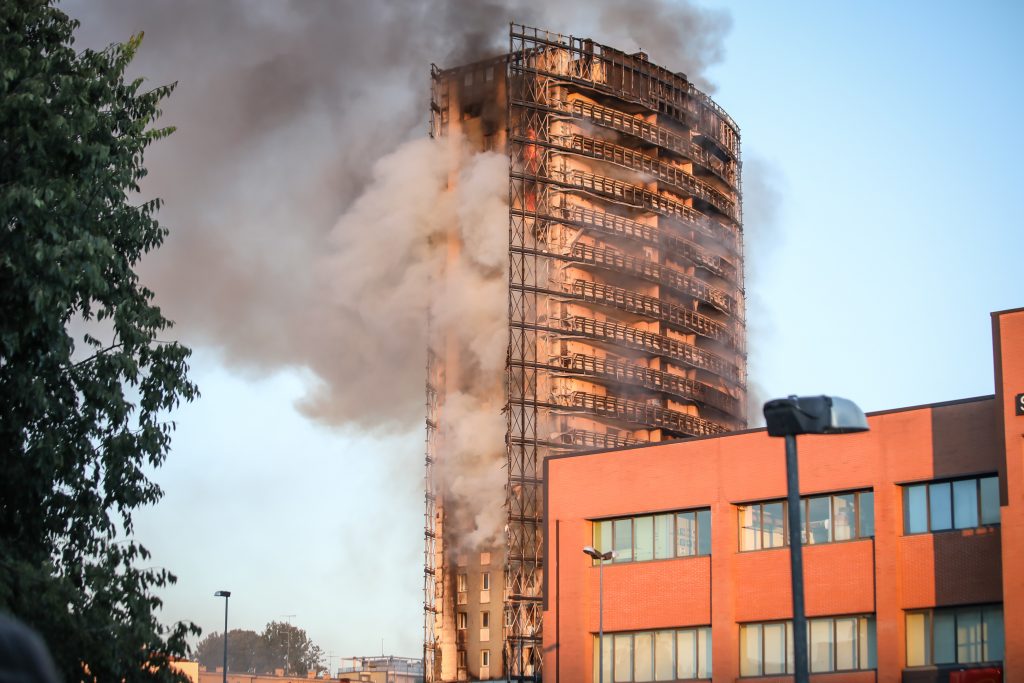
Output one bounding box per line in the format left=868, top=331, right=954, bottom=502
left=738, top=155, right=785, bottom=428
left=65, top=1, right=740, bottom=553
left=311, top=135, right=511, bottom=546
left=66, top=0, right=731, bottom=428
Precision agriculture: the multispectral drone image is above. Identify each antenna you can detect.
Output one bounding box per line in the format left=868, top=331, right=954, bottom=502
left=279, top=614, right=296, bottom=673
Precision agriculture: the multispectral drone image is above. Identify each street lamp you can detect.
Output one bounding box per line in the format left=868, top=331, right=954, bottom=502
left=583, top=546, right=616, bottom=683
left=763, top=395, right=868, bottom=683
left=214, top=591, right=231, bottom=683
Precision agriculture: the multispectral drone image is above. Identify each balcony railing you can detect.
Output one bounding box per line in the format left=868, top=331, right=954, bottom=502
left=554, top=169, right=739, bottom=254
left=569, top=279, right=740, bottom=350
left=561, top=205, right=737, bottom=282
left=561, top=428, right=646, bottom=449
left=569, top=242, right=736, bottom=316
left=564, top=98, right=737, bottom=188
left=509, top=24, right=740, bottom=158
left=562, top=134, right=737, bottom=220
left=553, top=353, right=740, bottom=416
left=557, top=391, right=728, bottom=437
left=549, top=315, right=743, bottom=385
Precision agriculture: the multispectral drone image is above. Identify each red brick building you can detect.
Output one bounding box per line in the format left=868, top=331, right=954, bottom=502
left=543, top=307, right=1024, bottom=682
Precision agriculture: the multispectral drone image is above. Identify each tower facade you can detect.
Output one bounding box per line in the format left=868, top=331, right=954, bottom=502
left=425, top=25, right=745, bottom=681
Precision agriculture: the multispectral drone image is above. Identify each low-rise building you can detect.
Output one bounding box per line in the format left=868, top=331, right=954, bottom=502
left=183, top=657, right=423, bottom=683
left=336, top=656, right=423, bottom=683
left=543, top=306, right=1024, bottom=682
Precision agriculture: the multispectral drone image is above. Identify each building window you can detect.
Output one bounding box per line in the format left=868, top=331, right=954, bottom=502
left=906, top=605, right=1004, bottom=666
left=594, top=627, right=710, bottom=682
left=457, top=612, right=468, bottom=630
left=739, top=615, right=876, bottom=676
left=903, top=476, right=999, bottom=534
left=457, top=650, right=467, bottom=669
left=457, top=573, right=468, bottom=593
left=481, top=572, right=491, bottom=590
left=481, top=611, right=490, bottom=628
left=481, top=650, right=490, bottom=667
left=592, top=508, right=710, bottom=565
left=738, top=490, right=874, bottom=551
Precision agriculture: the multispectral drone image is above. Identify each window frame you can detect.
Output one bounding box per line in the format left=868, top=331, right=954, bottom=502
left=738, top=490, right=874, bottom=552
left=591, top=508, right=711, bottom=566
left=739, top=615, right=876, bottom=676
left=902, top=475, right=1000, bottom=536
left=905, top=604, right=1004, bottom=667
left=593, top=626, right=711, bottom=683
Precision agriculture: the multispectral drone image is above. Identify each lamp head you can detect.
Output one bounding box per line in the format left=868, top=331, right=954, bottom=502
left=763, top=395, right=868, bottom=437
left=215, top=590, right=231, bottom=598
left=583, top=546, right=615, bottom=561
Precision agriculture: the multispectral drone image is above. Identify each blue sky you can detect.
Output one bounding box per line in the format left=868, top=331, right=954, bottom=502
left=134, top=353, right=423, bottom=666
left=713, top=1, right=1024, bottom=411
left=118, top=0, right=1024, bottom=665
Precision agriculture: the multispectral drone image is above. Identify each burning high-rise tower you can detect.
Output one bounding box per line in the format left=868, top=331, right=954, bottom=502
left=424, top=25, right=745, bottom=681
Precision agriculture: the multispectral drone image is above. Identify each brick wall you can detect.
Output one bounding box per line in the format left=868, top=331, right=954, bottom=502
left=545, top=385, right=1007, bottom=682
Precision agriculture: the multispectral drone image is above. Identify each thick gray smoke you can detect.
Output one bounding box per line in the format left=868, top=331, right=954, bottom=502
left=65, top=0, right=733, bottom=545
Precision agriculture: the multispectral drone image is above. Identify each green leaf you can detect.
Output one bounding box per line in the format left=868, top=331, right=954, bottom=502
left=0, top=3, right=198, bottom=681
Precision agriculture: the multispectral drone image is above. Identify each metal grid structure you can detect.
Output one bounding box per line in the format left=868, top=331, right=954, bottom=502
left=503, top=24, right=745, bottom=679
left=423, top=63, right=448, bottom=683
left=425, top=24, right=745, bottom=681
left=423, top=348, right=441, bottom=682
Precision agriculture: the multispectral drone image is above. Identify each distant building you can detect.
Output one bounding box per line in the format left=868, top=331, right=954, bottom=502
left=543, top=306, right=1024, bottom=682
left=195, top=668, right=323, bottom=683
left=169, top=660, right=199, bottom=682
left=177, top=655, right=422, bottom=683
left=187, top=663, right=421, bottom=683
left=336, top=656, right=423, bottom=683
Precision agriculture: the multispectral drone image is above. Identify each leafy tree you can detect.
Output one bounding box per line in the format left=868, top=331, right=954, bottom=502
left=195, top=629, right=263, bottom=674
left=195, top=623, right=325, bottom=676
left=261, top=621, right=325, bottom=676
left=0, top=1, right=198, bottom=680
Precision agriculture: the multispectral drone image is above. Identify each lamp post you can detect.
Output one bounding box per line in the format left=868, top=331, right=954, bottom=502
left=214, top=591, right=231, bottom=683
left=763, top=395, right=868, bottom=683
left=583, top=546, right=616, bottom=683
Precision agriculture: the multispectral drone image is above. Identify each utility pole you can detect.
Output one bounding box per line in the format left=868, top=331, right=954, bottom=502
left=281, top=614, right=296, bottom=673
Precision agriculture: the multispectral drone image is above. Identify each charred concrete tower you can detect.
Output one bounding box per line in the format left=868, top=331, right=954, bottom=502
left=425, top=25, right=745, bottom=681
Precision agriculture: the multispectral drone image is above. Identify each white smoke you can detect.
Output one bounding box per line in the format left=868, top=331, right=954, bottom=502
left=65, top=0, right=734, bottom=550
left=298, top=133, right=509, bottom=545
left=429, top=149, right=509, bottom=549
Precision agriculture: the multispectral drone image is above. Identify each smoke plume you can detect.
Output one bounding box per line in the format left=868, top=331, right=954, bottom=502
left=65, top=0, right=733, bottom=546
left=740, top=155, right=785, bottom=428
